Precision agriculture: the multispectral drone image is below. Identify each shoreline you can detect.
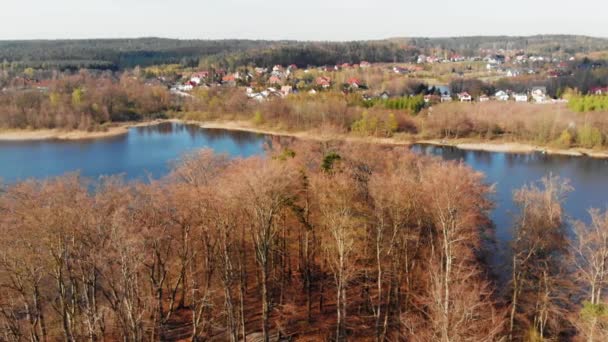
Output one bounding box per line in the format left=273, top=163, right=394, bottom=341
left=2, top=119, right=608, bottom=159
left=180, top=119, right=608, bottom=159
left=418, top=139, right=608, bottom=159
left=0, top=121, right=165, bottom=141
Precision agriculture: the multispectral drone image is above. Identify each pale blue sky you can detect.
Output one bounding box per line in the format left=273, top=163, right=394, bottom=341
left=1, top=0, right=606, bottom=40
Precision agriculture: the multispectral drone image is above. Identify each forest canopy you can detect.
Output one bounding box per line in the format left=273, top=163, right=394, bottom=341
left=1, top=35, right=608, bottom=70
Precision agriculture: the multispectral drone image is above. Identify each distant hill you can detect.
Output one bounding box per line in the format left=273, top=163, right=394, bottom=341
left=389, top=35, right=608, bottom=55
left=0, top=35, right=607, bottom=70
left=0, top=38, right=286, bottom=69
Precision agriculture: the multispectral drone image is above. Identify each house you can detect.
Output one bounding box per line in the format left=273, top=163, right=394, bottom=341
left=393, top=66, right=409, bottom=74
left=280, top=86, right=293, bottom=97
left=177, top=81, right=195, bottom=92
left=591, top=87, right=608, bottom=95
left=506, top=69, right=521, bottom=77
left=249, top=93, right=266, bottom=102
left=450, top=54, right=465, bottom=62
left=458, top=92, right=472, bottom=102
left=268, top=75, right=282, bottom=85
left=479, top=95, right=490, bottom=102
left=441, top=94, right=453, bottom=102
left=190, top=71, right=209, bottom=84
left=347, top=77, right=362, bottom=89
left=530, top=87, right=547, bottom=103
left=379, top=91, right=390, bottom=100
left=222, top=74, right=237, bottom=85
left=316, top=76, right=331, bottom=88
left=513, top=93, right=528, bottom=102
left=495, top=90, right=509, bottom=101
left=360, top=61, right=371, bottom=68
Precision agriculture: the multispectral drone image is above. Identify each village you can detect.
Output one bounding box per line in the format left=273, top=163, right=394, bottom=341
left=168, top=48, right=603, bottom=106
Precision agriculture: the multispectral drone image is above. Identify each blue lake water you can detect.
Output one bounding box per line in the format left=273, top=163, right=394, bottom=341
left=2, top=123, right=608, bottom=250
left=0, top=122, right=267, bottom=183
left=410, top=145, right=608, bottom=244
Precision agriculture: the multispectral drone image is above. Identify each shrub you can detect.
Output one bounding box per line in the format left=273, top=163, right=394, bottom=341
left=577, top=125, right=603, bottom=148
left=321, top=152, right=341, bottom=172
left=253, top=111, right=265, bottom=125
left=556, top=129, right=574, bottom=148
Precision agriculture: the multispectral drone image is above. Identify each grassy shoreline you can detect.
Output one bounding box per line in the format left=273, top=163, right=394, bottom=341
left=0, top=121, right=166, bottom=141
left=180, top=119, right=608, bottom=159
left=3, top=118, right=608, bottom=159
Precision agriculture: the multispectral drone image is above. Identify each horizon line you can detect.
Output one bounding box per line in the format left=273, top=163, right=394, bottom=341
left=1, top=33, right=607, bottom=43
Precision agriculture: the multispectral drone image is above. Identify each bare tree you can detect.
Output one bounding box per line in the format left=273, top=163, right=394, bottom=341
left=508, top=175, right=572, bottom=341
left=234, top=158, right=296, bottom=342
left=312, top=171, right=362, bottom=341
left=572, top=208, right=608, bottom=341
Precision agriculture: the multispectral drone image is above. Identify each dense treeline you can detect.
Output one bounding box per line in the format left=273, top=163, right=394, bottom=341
left=0, top=143, right=606, bottom=341
left=398, top=35, right=608, bottom=56
left=0, top=72, right=171, bottom=130
left=2, top=35, right=607, bottom=71
left=0, top=39, right=278, bottom=70
left=198, top=42, right=418, bottom=70
left=0, top=144, right=502, bottom=341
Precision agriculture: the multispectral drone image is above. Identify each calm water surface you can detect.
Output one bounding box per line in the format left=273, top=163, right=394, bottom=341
left=2, top=124, right=608, bottom=248
left=0, top=123, right=267, bottom=183
left=411, top=144, right=608, bottom=246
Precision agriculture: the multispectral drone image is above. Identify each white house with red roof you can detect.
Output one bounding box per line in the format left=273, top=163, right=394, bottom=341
left=458, top=92, right=472, bottom=102
left=316, top=76, right=331, bottom=88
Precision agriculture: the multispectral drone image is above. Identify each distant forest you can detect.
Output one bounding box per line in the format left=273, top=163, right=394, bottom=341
left=395, top=35, right=608, bottom=55
left=1, top=35, right=608, bottom=70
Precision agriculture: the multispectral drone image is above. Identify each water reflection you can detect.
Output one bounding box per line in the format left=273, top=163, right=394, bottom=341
left=0, top=123, right=267, bottom=183
left=411, top=143, right=608, bottom=241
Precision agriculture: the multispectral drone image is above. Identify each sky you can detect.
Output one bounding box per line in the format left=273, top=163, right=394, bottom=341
left=1, top=0, right=607, bottom=41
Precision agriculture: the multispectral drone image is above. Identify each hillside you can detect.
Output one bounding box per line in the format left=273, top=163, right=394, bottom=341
left=1, top=35, right=607, bottom=70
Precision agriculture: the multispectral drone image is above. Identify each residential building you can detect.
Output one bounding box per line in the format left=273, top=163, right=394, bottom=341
left=458, top=92, right=472, bottom=102
left=513, top=93, right=528, bottom=102
left=530, top=86, right=547, bottom=103
left=495, top=90, right=509, bottom=101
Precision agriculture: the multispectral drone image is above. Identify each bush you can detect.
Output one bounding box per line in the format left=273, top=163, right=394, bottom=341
left=577, top=125, right=603, bottom=148
left=556, top=129, right=574, bottom=148
left=253, top=111, right=265, bottom=125
left=568, top=95, right=608, bottom=112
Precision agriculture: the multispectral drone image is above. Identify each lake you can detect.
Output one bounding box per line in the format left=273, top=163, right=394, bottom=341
left=2, top=123, right=608, bottom=249
left=0, top=122, right=267, bottom=183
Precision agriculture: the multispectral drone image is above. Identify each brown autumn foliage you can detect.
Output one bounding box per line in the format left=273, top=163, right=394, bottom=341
left=0, top=72, right=171, bottom=130
left=507, top=175, right=574, bottom=341
left=422, top=102, right=608, bottom=148
left=0, top=143, right=508, bottom=341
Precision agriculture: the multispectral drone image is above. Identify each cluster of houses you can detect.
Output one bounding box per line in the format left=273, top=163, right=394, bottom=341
left=591, top=87, right=608, bottom=95
left=246, top=86, right=294, bottom=102
left=424, top=86, right=563, bottom=104
left=416, top=50, right=575, bottom=66
left=171, top=62, right=377, bottom=97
